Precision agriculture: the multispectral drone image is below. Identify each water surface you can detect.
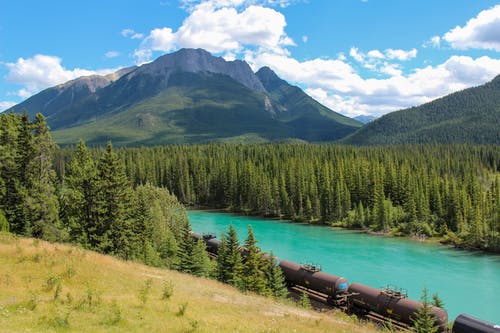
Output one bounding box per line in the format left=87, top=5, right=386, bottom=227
left=188, top=210, right=500, bottom=323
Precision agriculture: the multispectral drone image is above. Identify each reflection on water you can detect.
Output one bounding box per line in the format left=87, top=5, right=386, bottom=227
left=189, top=210, right=500, bottom=322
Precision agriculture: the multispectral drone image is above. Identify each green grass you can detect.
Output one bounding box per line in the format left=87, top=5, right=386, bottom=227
left=0, top=233, right=377, bottom=332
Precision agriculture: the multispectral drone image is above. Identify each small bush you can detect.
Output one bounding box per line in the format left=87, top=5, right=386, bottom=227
left=53, top=281, right=63, bottom=301
left=101, top=300, right=122, bottom=326
left=176, top=302, right=188, bottom=317
left=187, top=319, right=199, bottom=332
left=138, top=279, right=153, bottom=305
left=26, top=292, right=38, bottom=311
left=61, top=266, right=76, bottom=280
left=46, top=312, right=71, bottom=329
left=162, top=281, right=174, bottom=300
left=298, top=292, right=311, bottom=309
left=43, top=275, right=61, bottom=292
left=76, top=286, right=100, bottom=310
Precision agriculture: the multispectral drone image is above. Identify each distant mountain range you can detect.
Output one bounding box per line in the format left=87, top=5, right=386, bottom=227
left=343, top=75, right=500, bottom=145
left=8, top=48, right=362, bottom=145
left=353, top=115, right=376, bottom=124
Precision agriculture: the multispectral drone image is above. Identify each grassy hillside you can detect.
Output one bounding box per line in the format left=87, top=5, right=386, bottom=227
left=0, top=233, right=375, bottom=333
left=343, top=74, right=500, bottom=145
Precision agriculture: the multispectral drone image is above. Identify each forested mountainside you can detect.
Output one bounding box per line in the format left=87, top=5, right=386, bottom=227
left=343, top=74, right=500, bottom=145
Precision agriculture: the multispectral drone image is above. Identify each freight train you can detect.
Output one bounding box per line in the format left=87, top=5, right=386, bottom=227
left=192, top=232, right=499, bottom=333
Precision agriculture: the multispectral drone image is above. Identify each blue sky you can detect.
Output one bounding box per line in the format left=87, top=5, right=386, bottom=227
left=1, top=0, right=500, bottom=116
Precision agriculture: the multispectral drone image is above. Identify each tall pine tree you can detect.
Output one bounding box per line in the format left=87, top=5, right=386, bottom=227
left=61, top=140, right=99, bottom=247
left=241, top=225, right=268, bottom=294
left=95, top=142, right=134, bottom=258
left=27, top=114, right=61, bottom=241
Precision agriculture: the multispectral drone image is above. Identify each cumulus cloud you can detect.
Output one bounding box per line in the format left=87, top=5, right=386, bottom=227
left=424, top=36, right=441, bottom=48
left=247, top=51, right=500, bottom=117
left=443, top=5, right=500, bottom=51
left=367, top=49, right=385, bottom=59
left=0, top=101, right=17, bottom=112
left=121, top=28, right=144, bottom=40
left=349, top=47, right=364, bottom=62
left=4, top=54, right=116, bottom=99
left=385, top=48, right=417, bottom=61
left=134, top=2, right=293, bottom=64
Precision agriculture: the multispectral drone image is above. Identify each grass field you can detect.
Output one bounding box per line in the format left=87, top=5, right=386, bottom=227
left=0, top=233, right=378, bottom=332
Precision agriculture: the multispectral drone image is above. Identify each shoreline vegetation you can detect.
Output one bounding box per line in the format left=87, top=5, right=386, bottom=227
left=186, top=206, right=469, bottom=251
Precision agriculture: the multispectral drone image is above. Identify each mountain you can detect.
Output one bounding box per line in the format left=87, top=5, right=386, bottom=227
left=8, top=48, right=361, bottom=145
left=353, top=115, right=376, bottom=124
left=343, top=75, right=500, bottom=145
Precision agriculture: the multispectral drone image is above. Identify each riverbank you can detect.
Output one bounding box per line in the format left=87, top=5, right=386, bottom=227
left=187, top=206, right=461, bottom=252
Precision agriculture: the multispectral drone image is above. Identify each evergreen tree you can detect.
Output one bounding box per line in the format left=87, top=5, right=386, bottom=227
left=241, top=225, right=268, bottom=294
left=216, top=233, right=229, bottom=282
left=226, top=225, right=244, bottom=288
left=26, top=114, right=61, bottom=241
left=431, top=293, right=444, bottom=308
left=95, top=142, right=133, bottom=258
left=176, top=218, right=195, bottom=273
left=411, top=288, right=439, bottom=333
left=191, top=239, right=211, bottom=277
left=7, top=113, right=31, bottom=235
left=298, top=291, right=311, bottom=309
left=216, top=225, right=243, bottom=287
left=0, top=209, right=8, bottom=232
left=265, top=251, right=288, bottom=299
left=61, top=140, right=99, bottom=247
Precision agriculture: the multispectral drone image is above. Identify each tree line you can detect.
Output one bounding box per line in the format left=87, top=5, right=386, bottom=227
left=58, top=143, right=500, bottom=252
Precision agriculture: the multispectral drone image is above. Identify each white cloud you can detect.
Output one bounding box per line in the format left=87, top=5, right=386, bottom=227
left=121, top=28, right=144, bottom=40
left=385, top=48, right=417, bottom=61
left=4, top=54, right=116, bottom=99
left=0, top=101, right=17, bottom=112
left=105, top=50, right=120, bottom=58
left=247, top=51, right=500, bottom=117
left=379, top=63, right=402, bottom=76
left=444, top=5, right=500, bottom=51
left=134, top=2, right=293, bottom=63
left=349, top=47, right=364, bottom=62
left=424, top=36, right=441, bottom=48
left=180, top=0, right=298, bottom=10
left=367, top=49, right=385, bottom=59
left=302, top=35, right=308, bottom=43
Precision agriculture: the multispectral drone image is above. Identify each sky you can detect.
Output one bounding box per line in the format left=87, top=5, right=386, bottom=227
left=1, top=0, right=500, bottom=117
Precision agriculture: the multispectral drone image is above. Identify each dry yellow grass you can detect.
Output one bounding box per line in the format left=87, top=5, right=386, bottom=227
left=0, top=233, right=378, bottom=332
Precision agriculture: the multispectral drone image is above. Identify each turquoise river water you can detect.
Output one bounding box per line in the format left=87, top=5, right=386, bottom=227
left=188, top=210, right=500, bottom=323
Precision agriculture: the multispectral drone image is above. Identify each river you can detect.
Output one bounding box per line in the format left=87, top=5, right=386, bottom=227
left=188, top=210, right=500, bottom=323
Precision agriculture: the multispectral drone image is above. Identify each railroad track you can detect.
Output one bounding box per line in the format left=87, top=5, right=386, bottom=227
left=364, top=311, right=410, bottom=332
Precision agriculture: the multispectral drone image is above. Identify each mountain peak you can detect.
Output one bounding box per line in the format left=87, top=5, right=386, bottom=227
left=135, top=48, right=266, bottom=93
left=256, top=66, right=287, bottom=92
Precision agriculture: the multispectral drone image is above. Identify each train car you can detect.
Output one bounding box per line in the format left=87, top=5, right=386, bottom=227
left=348, top=282, right=448, bottom=332
left=279, top=260, right=349, bottom=305
left=452, top=314, right=500, bottom=333
left=203, top=235, right=221, bottom=254
left=192, top=232, right=203, bottom=241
